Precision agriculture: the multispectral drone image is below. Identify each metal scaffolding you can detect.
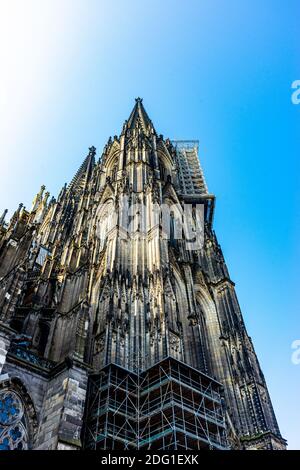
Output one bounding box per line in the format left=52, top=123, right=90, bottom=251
left=82, top=357, right=228, bottom=450
left=171, top=140, right=208, bottom=197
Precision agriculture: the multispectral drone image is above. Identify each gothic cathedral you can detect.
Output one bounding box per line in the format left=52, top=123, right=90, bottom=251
left=0, top=99, right=286, bottom=450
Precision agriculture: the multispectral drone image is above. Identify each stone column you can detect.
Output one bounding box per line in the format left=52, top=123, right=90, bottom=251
left=0, top=322, right=14, bottom=375
left=35, top=358, right=90, bottom=450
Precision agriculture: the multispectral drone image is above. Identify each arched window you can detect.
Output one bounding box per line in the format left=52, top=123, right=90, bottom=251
left=96, top=200, right=115, bottom=251
left=111, top=162, right=118, bottom=182
left=0, top=390, right=29, bottom=450
left=159, top=161, right=165, bottom=181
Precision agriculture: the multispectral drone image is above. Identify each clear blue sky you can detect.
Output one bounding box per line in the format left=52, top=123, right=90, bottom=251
left=0, top=0, right=299, bottom=449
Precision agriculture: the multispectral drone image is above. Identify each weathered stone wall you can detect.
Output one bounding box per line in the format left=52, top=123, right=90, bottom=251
left=2, top=359, right=48, bottom=418
left=35, top=362, right=88, bottom=450
left=2, top=355, right=89, bottom=450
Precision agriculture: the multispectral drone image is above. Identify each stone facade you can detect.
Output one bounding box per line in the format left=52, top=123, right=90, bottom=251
left=0, top=99, right=286, bottom=450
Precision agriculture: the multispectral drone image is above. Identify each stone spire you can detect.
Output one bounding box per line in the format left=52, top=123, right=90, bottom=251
left=124, top=97, right=156, bottom=135
left=69, top=146, right=96, bottom=191
left=0, top=209, right=8, bottom=226
left=31, top=185, right=45, bottom=212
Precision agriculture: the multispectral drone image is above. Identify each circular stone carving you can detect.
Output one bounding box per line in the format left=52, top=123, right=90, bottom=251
left=0, top=391, right=24, bottom=426
left=0, top=390, right=28, bottom=450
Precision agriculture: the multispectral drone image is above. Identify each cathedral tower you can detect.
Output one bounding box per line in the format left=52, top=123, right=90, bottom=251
left=0, top=99, right=286, bottom=450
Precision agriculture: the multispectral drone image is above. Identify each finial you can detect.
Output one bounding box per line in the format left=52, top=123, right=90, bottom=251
left=122, top=119, right=128, bottom=134
left=0, top=209, right=8, bottom=225
left=43, top=191, right=50, bottom=203
left=135, top=97, right=143, bottom=103
left=88, top=146, right=96, bottom=157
